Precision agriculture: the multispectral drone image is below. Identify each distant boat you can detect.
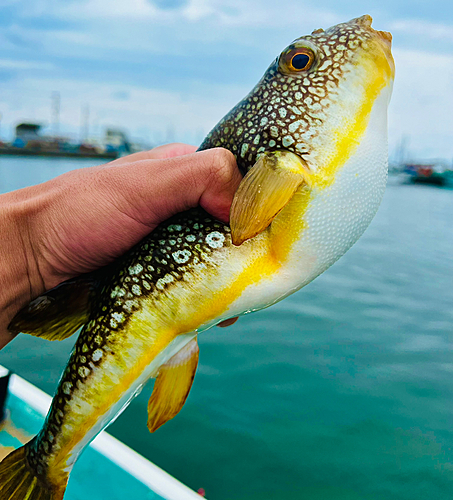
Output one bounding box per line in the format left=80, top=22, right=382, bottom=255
left=0, top=366, right=203, bottom=500
left=403, top=163, right=453, bottom=186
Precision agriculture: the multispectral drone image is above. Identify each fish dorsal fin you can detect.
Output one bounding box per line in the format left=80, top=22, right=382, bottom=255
left=230, top=151, right=311, bottom=246
left=147, top=337, right=199, bottom=433
left=8, top=276, right=97, bottom=340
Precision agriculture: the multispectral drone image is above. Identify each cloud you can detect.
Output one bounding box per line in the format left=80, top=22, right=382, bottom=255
left=0, top=74, right=248, bottom=144
left=46, top=0, right=158, bottom=21
left=0, top=0, right=453, bottom=159
left=112, top=90, right=130, bottom=101
left=150, top=0, right=189, bottom=10
left=0, top=59, right=54, bottom=70
left=37, top=0, right=339, bottom=28
left=389, top=47, right=453, bottom=160
left=391, top=18, right=453, bottom=43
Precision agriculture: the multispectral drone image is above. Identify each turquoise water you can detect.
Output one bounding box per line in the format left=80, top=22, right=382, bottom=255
left=1, top=156, right=453, bottom=499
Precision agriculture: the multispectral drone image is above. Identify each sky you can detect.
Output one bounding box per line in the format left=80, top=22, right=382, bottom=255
left=0, top=0, right=452, bottom=161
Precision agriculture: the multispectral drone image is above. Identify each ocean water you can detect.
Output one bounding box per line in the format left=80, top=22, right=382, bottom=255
left=1, top=155, right=453, bottom=500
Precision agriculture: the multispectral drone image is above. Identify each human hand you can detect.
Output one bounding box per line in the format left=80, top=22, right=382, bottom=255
left=0, top=144, right=241, bottom=348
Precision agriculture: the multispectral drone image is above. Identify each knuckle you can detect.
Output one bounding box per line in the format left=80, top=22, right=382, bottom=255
left=207, top=148, right=237, bottom=186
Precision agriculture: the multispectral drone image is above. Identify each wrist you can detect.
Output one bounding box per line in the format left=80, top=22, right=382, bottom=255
left=0, top=190, right=45, bottom=346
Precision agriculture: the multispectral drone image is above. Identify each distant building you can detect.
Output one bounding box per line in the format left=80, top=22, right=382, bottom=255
left=15, top=123, right=42, bottom=141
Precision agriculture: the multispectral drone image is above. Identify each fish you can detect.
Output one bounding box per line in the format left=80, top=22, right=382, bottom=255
left=0, top=14, right=394, bottom=500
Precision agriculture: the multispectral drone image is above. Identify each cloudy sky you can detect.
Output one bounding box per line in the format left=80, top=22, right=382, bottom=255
left=0, top=0, right=452, bottom=161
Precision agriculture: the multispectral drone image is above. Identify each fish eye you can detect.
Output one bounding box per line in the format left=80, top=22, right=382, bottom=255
left=288, top=49, right=314, bottom=71
left=279, top=46, right=315, bottom=75
left=291, top=53, right=310, bottom=70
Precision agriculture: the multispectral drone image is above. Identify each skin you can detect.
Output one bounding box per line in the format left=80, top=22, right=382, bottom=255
left=0, top=144, right=241, bottom=350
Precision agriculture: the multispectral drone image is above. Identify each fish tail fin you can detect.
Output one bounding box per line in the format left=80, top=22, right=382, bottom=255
left=0, top=445, right=66, bottom=500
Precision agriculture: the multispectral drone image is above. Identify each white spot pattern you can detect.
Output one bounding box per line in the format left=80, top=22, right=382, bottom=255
left=128, top=264, right=143, bottom=275
left=206, top=231, right=225, bottom=249
left=93, top=349, right=103, bottom=362
left=173, top=249, right=191, bottom=263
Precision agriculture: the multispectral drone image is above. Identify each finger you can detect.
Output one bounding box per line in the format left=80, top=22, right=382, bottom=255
left=147, top=143, right=198, bottom=159
left=217, top=317, right=239, bottom=328
left=196, top=148, right=243, bottom=222
left=113, top=147, right=242, bottom=226
left=108, top=143, right=197, bottom=166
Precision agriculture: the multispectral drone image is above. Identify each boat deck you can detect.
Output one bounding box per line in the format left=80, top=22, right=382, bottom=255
left=0, top=367, right=201, bottom=500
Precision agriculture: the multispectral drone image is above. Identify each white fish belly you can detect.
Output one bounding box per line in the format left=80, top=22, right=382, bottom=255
left=217, top=87, right=390, bottom=319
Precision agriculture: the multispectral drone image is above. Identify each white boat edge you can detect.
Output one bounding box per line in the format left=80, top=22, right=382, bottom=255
left=1, top=365, right=203, bottom=500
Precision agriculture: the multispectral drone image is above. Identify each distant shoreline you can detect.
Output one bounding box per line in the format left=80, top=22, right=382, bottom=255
left=0, top=147, right=118, bottom=160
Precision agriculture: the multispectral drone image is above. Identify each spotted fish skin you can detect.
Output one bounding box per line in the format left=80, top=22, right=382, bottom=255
left=1, top=15, right=394, bottom=498
left=26, top=209, right=233, bottom=484
left=199, top=16, right=393, bottom=177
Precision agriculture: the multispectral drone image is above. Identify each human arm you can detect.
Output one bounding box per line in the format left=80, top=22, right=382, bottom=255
left=0, top=144, right=241, bottom=349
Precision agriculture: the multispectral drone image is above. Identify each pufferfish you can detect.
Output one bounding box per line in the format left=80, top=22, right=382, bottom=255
left=0, top=15, right=394, bottom=500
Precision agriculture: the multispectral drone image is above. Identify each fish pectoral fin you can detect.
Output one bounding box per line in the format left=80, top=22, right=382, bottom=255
left=8, top=275, right=98, bottom=340
left=230, top=151, right=311, bottom=246
left=147, top=337, right=199, bottom=433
